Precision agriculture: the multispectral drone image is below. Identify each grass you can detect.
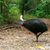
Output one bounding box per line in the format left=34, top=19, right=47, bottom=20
left=22, top=14, right=38, bottom=20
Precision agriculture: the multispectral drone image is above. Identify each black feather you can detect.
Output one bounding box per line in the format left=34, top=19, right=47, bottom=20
left=22, top=19, right=48, bottom=42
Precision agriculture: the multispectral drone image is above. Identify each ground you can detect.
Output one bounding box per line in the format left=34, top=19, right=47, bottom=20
left=0, top=19, right=50, bottom=50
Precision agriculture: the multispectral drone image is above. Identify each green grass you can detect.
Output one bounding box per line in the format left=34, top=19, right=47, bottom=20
left=23, top=14, right=38, bottom=20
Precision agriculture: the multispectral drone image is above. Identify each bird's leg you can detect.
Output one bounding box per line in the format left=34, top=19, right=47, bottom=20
left=36, top=32, right=43, bottom=42
left=37, top=32, right=42, bottom=37
left=36, top=35, right=38, bottom=42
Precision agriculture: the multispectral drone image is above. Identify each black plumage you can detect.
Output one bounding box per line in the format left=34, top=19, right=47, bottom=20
left=22, top=19, right=48, bottom=42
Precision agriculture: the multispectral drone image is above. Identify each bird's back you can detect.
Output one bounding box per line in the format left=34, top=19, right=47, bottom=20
left=23, top=19, right=48, bottom=34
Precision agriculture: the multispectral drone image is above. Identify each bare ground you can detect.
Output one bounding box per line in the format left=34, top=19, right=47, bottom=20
left=0, top=19, right=50, bottom=50
left=0, top=27, right=49, bottom=50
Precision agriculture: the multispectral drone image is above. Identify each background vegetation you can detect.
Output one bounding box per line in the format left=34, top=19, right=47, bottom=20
left=0, top=0, right=50, bottom=25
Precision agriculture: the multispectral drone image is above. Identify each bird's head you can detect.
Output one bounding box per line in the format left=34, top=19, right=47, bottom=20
left=20, top=15, right=24, bottom=21
left=19, top=15, right=25, bottom=25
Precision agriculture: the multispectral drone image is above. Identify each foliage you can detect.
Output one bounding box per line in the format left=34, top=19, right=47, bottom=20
left=0, top=13, right=5, bottom=25
left=0, top=0, right=50, bottom=25
left=32, top=0, right=50, bottom=18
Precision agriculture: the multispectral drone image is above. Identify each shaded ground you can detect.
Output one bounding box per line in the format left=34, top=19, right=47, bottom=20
left=0, top=19, right=50, bottom=50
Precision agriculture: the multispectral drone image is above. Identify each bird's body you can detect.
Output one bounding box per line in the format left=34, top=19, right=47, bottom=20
left=19, top=15, right=48, bottom=42
left=23, top=19, right=48, bottom=34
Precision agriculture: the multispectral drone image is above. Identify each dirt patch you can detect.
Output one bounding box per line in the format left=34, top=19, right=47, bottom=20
left=0, top=27, right=49, bottom=50
left=0, top=19, right=50, bottom=50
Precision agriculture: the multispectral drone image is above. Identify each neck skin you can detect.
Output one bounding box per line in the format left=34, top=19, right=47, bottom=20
left=19, top=15, right=25, bottom=25
left=20, top=15, right=25, bottom=22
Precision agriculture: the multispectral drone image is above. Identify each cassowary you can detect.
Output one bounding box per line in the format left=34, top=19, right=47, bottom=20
left=19, top=15, right=48, bottom=42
